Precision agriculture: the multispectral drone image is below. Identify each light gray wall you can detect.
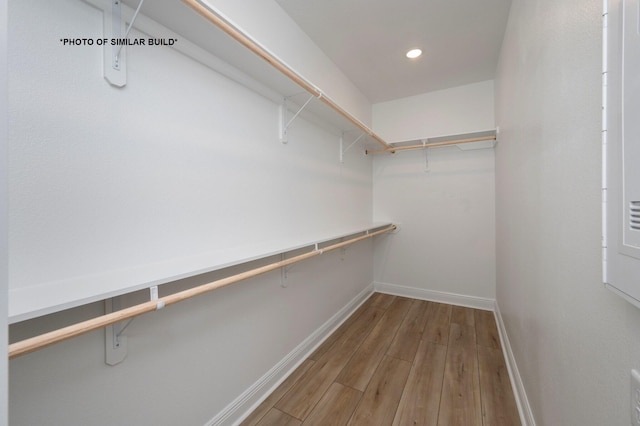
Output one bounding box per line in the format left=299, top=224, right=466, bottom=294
left=495, top=0, right=640, bottom=424
left=372, top=82, right=496, bottom=305
left=372, top=80, right=495, bottom=142
left=1, top=0, right=8, bottom=423
left=372, top=146, right=495, bottom=303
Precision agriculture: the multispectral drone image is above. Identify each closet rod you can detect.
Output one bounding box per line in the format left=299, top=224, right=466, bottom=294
left=181, top=0, right=392, bottom=150
left=366, top=135, right=497, bottom=155
left=8, top=225, right=396, bottom=359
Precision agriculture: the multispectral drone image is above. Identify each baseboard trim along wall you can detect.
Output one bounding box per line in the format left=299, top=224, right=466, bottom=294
left=206, top=282, right=535, bottom=426
left=205, top=283, right=375, bottom=426
left=494, top=300, right=536, bottom=426
left=375, top=282, right=534, bottom=425
left=373, top=281, right=495, bottom=311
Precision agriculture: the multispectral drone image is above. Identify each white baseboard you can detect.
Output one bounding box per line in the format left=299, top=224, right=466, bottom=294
left=374, top=281, right=495, bottom=311
left=374, top=283, right=534, bottom=424
left=494, top=300, right=536, bottom=426
left=205, top=283, right=375, bottom=426
left=205, top=283, right=533, bottom=426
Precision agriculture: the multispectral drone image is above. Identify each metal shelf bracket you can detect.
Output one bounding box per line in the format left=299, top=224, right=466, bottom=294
left=280, top=253, right=289, bottom=287
left=104, top=0, right=145, bottom=87
left=340, top=238, right=347, bottom=260
left=340, top=131, right=367, bottom=163
left=105, top=297, right=129, bottom=365
left=104, top=285, right=158, bottom=365
left=423, top=140, right=430, bottom=172
left=279, top=94, right=317, bottom=143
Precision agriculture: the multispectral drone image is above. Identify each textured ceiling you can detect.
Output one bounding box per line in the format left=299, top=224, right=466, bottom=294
left=275, top=0, right=512, bottom=103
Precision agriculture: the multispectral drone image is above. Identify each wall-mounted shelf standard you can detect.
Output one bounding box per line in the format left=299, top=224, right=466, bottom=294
left=366, top=131, right=497, bottom=155
left=8, top=223, right=396, bottom=359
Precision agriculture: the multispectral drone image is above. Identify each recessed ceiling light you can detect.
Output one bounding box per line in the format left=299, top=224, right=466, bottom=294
left=406, top=48, right=422, bottom=59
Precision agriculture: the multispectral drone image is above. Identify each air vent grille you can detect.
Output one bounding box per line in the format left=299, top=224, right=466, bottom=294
left=631, top=201, right=640, bottom=230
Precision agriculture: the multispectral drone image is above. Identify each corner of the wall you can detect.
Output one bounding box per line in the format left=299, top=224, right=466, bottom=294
left=493, top=300, right=536, bottom=426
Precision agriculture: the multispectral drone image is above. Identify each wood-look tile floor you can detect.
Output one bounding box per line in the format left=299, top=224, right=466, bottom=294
left=240, top=293, right=520, bottom=426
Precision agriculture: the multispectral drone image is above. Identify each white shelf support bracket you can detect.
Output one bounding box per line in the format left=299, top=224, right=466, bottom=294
left=104, top=0, right=126, bottom=86
left=150, top=285, right=165, bottom=311
left=340, top=131, right=366, bottom=163
left=279, top=94, right=316, bottom=143
left=104, top=0, right=144, bottom=87
left=105, top=285, right=154, bottom=366
left=423, top=140, right=430, bottom=172
left=280, top=253, right=288, bottom=288
left=105, top=297, right=129, bottom=366
left=340, top=238, right=347, bottom=260
left=279, top=98, right=287, bottom=144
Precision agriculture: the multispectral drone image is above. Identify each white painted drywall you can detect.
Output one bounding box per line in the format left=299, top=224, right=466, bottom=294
left=495, top=1, right=640, bottom=425
left=372, top=80, right=495, bottom=142
left=372, top=84, right=496, bottom=305
left=372, top=146, right=496, bottom=304
left=8, top=0, right=375, bottom=424
left=0, top=0, right=8, bottom=424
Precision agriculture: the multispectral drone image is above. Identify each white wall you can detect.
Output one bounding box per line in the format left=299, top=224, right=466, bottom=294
left=495, top=1, right=640, bottom=425
left=8, top=0, right=375, bottom=424
left=0, top=0, right=8, bottom=423
left=372, top=80, right=494, bottom=142
left=372, top=84, right=495, bottom=307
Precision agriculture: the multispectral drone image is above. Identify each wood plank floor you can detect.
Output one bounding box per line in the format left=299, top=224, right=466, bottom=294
left=241, top=293, right=520, bottom=426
